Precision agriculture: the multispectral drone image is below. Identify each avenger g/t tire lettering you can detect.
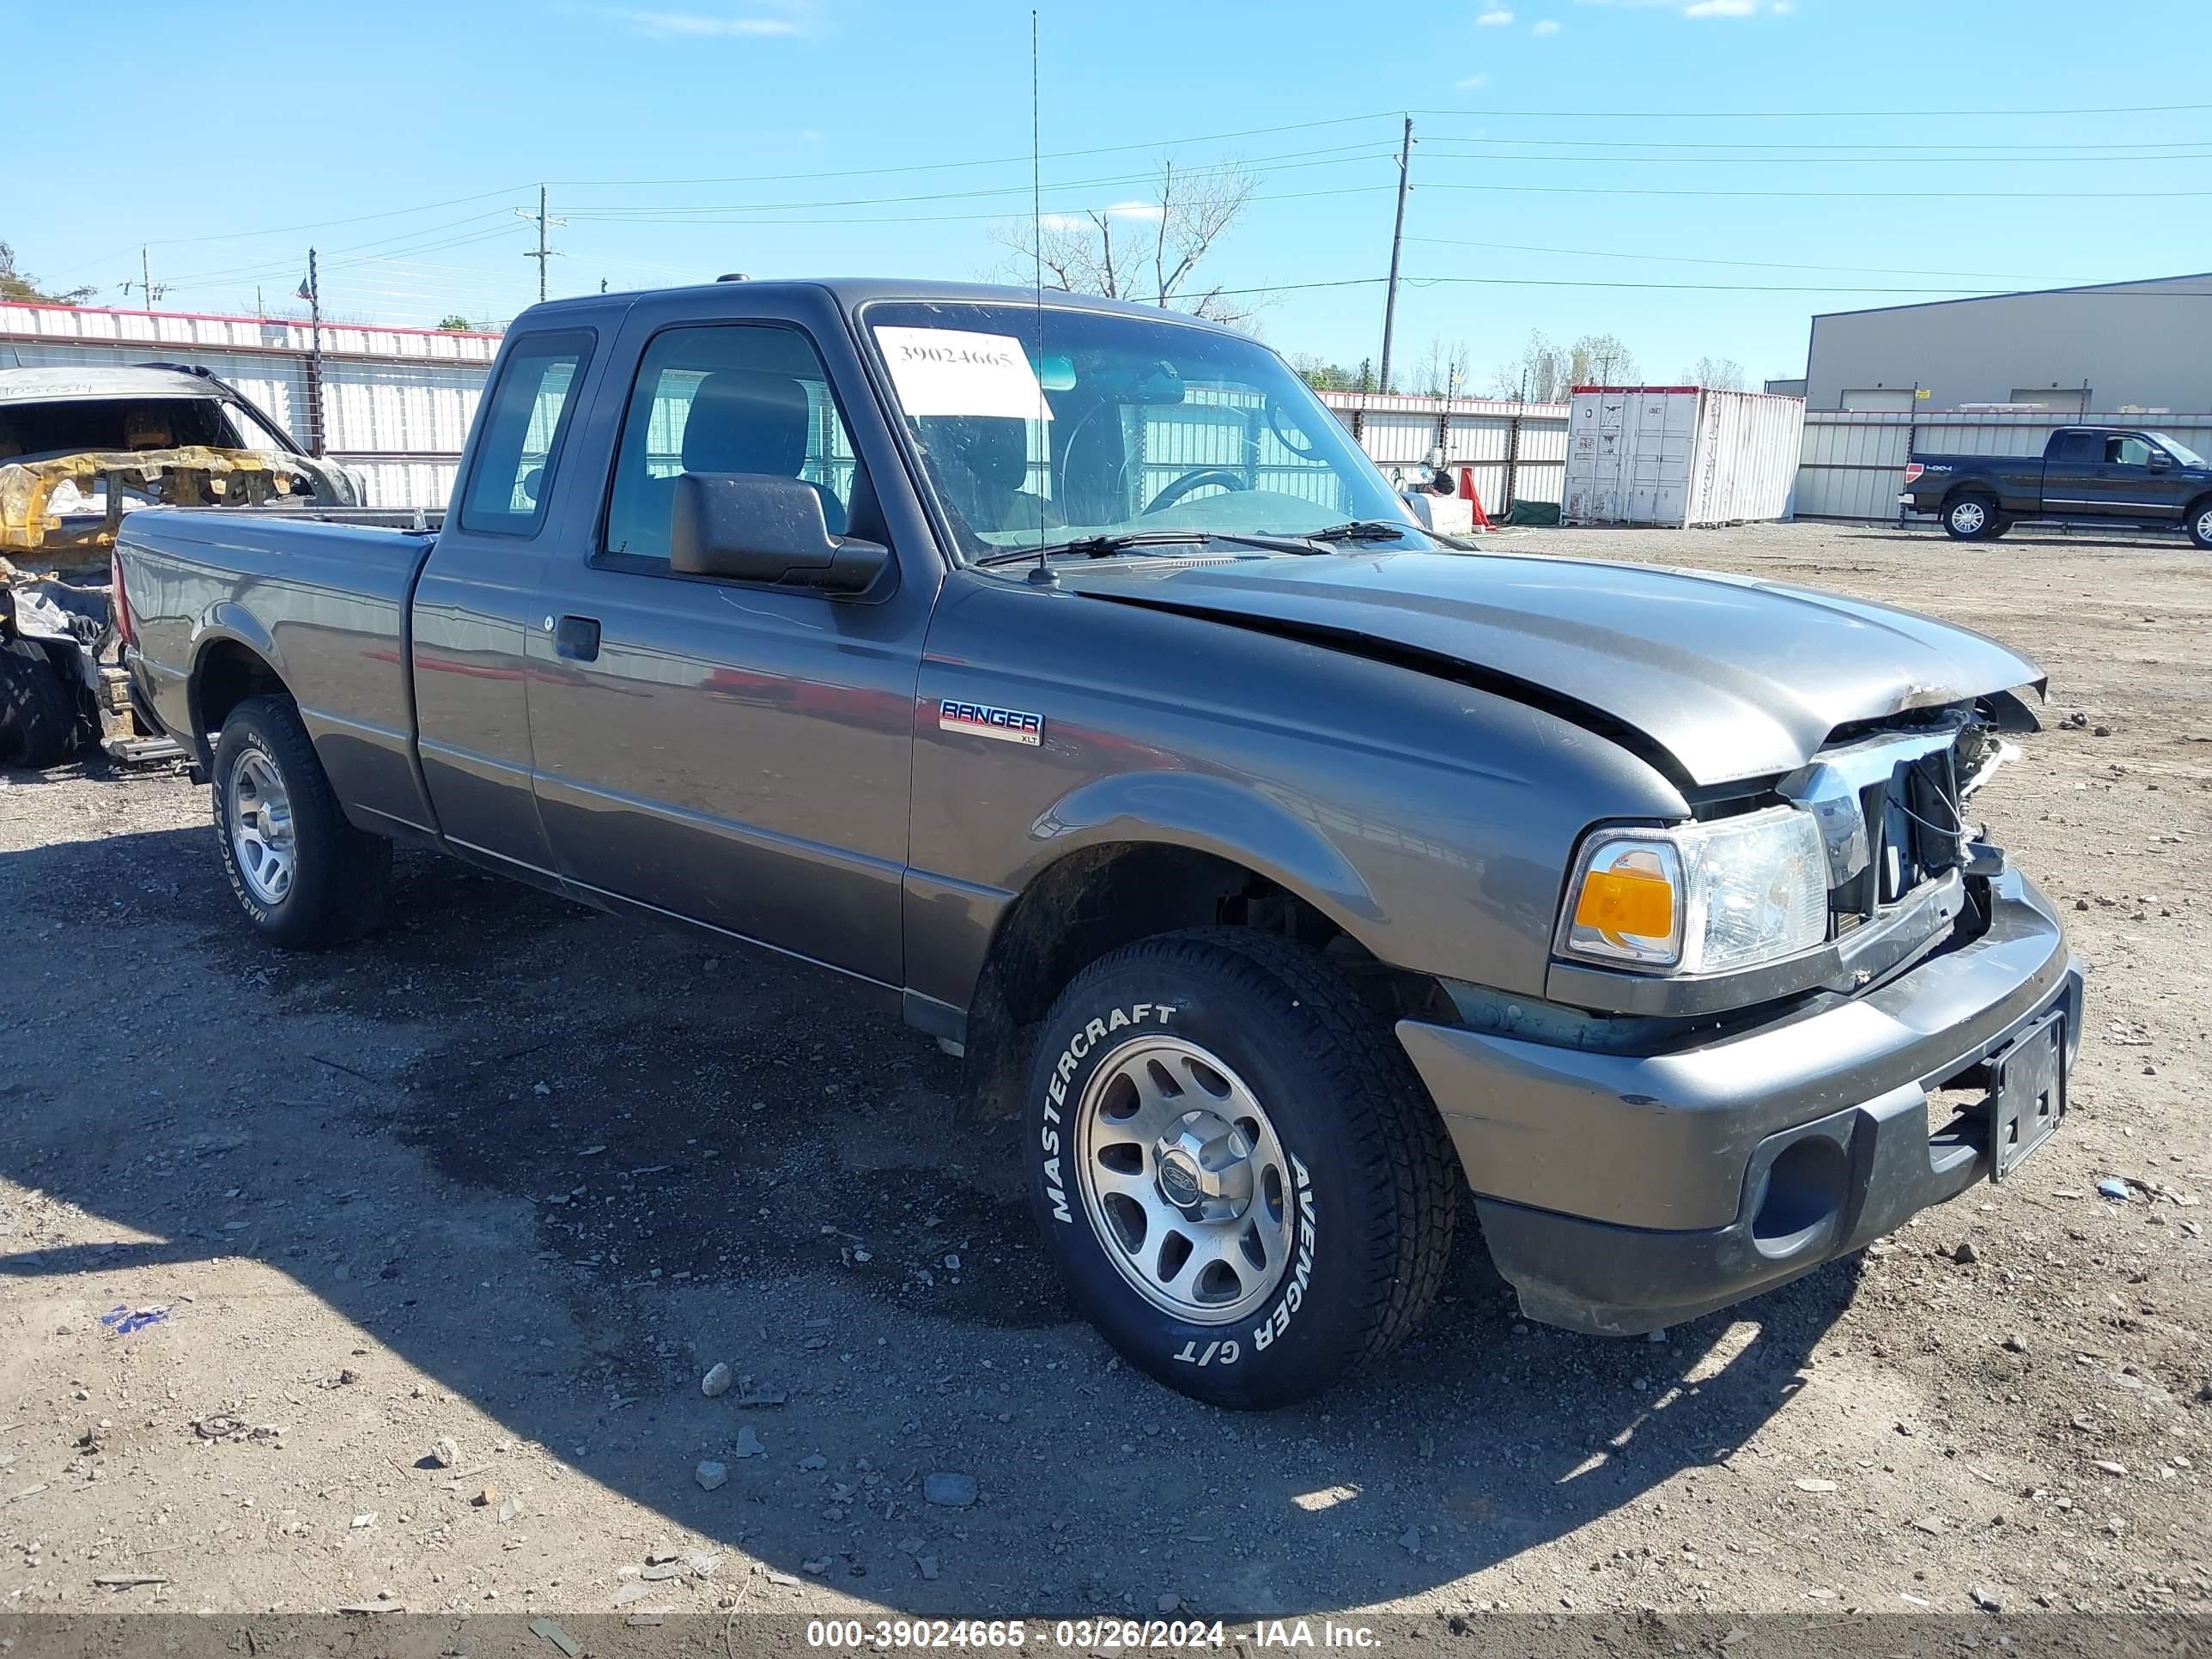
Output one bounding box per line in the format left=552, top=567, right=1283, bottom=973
left=1024, top=927, right=1456, bottom=1409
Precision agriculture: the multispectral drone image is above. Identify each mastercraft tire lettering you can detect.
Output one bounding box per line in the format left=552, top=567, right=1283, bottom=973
left=1022, top=927, right=1456, bottom=1409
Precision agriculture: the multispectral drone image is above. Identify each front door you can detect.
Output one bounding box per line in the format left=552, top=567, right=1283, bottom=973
left=524, top=307, right=930, bottom=987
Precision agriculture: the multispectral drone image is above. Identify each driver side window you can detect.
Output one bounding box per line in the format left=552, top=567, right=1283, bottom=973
left=602, top=323, right=857, bottom=564
left=2106, top=435, right=2154, bottom=467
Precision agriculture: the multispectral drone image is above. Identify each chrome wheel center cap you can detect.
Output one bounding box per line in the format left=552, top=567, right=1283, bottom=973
left=1152, top=1110, right=1255, bottom=1223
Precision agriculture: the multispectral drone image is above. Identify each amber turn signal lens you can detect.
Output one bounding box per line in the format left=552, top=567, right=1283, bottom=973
left=1572, top=863, right=1676, bottom=943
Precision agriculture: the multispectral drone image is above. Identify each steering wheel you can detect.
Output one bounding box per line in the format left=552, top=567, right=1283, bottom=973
left=1265, top=394, right=1318, bottom=459
left=1142, top=467, right=1250, bottom=515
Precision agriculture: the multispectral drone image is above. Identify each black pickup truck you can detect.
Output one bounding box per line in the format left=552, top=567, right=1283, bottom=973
left=1901, top=425, right=2212, bottom=547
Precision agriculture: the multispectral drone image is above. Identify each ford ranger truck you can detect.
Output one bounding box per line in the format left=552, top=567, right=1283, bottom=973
left=112, top=279, right=2084, bottom=1409
left=1901, top=424, right=2212, bottom=547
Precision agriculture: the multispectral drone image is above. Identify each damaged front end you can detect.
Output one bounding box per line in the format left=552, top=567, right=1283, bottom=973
left=0, top=445, right=331, bottom=568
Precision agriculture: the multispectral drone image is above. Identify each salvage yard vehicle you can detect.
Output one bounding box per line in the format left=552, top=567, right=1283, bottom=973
left=0, top=363, right=365, bottom=569
left=0, top=364, right=426, bottom=768
left=1901, top=424, right=2212, bottom=547
left=112, top=279, right=2084, bottom=1408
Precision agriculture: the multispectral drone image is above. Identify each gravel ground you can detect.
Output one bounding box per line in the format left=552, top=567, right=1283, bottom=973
left=1, top=519, right=2208, bottom=1628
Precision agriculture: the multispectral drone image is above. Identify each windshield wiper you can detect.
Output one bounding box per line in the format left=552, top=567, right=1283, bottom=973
left=975, top=529, right=1324, bottom=567
left=1305, top=519, right=1421, bottom=544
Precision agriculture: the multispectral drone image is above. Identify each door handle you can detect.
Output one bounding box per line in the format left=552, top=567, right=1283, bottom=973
left=554, top=615, right=601, bottom=662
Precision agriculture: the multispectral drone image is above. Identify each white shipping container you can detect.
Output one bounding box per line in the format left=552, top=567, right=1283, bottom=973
left=1562, top=386, right=1805, bottom=528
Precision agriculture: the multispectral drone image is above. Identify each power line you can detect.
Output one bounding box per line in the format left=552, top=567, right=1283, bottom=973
left=1418, top=133, right=2212, bottom=155
left=1411, top=100, right=2212, bottom=119
left=561, top=144, right=1395, bottom=219
left=1420, top=180, right=2212, bottom=200
left=1404, top=236, right=2034, bottom=282
left=1200, top=273, right=2212, bottom=299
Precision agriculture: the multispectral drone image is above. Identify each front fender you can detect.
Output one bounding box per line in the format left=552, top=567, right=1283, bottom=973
left=1021, top=769, right=1386, bottom=932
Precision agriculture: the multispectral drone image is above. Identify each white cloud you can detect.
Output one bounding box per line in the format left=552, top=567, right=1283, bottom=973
left=1475, top=6, right=1514, bottom=22
left=598, top=8, right=803, bottom=37
left=1103, top=201, right=1165, bottom=221
left=1576, top=0, right=1779, bottom=11
left=1532, top=16, right=1560, bottom=31
left=1455, top=72, right=1491, bottom=88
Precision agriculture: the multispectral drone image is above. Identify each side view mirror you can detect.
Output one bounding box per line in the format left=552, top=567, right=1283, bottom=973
left=670, top=472, right=890, bottom=596
left=2148, top=451, right=2172, bottom=471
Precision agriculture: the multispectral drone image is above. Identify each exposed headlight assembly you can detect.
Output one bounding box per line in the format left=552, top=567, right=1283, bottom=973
left=1557, top=805, right=1829, bottom=976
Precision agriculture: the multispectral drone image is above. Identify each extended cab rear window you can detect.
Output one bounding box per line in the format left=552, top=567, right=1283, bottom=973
left=459, top=330, right=594, bottom=537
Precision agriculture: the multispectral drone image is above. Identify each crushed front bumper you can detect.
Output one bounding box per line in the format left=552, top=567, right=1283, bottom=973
left=1397, top=870, right=2082, bottom=1335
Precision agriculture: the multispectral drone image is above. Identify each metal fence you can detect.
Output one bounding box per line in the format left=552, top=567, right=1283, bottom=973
left=1795, top=409, right=2212, bottom=520
left=0, top=300, right=499, bottom=511
left=1319, top=392, right=1571, bottom=514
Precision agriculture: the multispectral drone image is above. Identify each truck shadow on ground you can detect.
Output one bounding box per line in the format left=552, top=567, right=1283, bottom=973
left=0, top=819, right=1857, bottom=1616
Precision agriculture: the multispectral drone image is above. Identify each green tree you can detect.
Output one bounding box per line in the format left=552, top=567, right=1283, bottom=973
left=436, top=314, right=474, bottom=332
left=1286, top=353, right=1364, bottom=392
left=0, top=241, right=95, bottom=306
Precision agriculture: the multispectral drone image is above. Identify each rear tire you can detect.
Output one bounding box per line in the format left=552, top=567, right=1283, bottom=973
left=1024, top=927, right=1457, bottom=1409
left=1942, top=493, right=1999, bottom=540
left=213, top=695, right=391, bottom=949
left=0, top=637, right=80, bottom=769
left=2190, top=499, right=2212, bottom=551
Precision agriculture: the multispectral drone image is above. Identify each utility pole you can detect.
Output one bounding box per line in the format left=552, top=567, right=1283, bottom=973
left=304, top=247, right=325, bottom=458
left=120, top=246, right=166, bottom=309
left=1377, top=116, right=1413, bottom=396
left=520, top=185, right=565, bottom=303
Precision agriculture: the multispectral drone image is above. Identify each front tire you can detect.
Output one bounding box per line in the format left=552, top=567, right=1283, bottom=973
left=2190, top=500, right=2212, bottom=551
left=213, top=695, right=391, bottom=949
left=1943, top=493, right=1999, bottom=540
left=0, top=637, right=81, bottom=769
left=1024, top=928, right=1457, bottom=1409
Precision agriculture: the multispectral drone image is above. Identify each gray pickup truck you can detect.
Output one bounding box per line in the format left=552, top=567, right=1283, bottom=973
left=113, top=278, right=2083, bottom=1408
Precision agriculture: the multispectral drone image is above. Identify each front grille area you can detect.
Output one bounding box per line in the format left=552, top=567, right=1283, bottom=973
left=1815, top=724, right=1970, bottom=936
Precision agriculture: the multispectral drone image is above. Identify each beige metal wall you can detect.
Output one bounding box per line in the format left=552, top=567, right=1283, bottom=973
left=1806, top=276, right=2212, bottom=413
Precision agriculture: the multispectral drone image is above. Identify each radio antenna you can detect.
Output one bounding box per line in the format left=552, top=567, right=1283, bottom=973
left=1027, top=8, right=1056, bottom=587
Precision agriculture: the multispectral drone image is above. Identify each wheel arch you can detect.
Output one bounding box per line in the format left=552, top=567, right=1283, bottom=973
left=189, top=619, right=290, bottom=762
left=957, top=787, right=1447, bottom=1119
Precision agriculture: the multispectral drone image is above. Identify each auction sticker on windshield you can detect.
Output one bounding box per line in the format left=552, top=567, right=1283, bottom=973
left=873, top=327, right=1051, bottom=420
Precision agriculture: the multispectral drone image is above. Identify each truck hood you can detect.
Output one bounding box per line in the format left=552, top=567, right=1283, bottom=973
left=1066, top=550, right=2045, bottom=787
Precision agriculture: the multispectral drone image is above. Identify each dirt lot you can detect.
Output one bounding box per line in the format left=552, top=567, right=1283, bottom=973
left=2, top=519, right=2209, bottom=1630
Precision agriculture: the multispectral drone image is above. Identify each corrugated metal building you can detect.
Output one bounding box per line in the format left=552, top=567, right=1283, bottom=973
left=0, top=300, right=500, bottom=507
left=1805, top=272, right=2212, bottom=413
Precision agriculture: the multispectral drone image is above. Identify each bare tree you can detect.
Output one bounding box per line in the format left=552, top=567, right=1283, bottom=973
left=1408, top=333, right=1473, bottom=398
left=1683, top=355, right=1747, bottom=392
left=1489, top=329, right=1570, bottom=403
left=1569, top=332, right=1638, bottom=387
left=993, top=159, right=1264, bottom=325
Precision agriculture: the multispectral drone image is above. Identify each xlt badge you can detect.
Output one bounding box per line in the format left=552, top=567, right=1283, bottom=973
left=939, top=699, right=1043, bottom=745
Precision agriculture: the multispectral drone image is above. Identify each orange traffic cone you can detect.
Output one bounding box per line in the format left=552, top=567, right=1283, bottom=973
left=1459, top=468, right=1493, bottom=532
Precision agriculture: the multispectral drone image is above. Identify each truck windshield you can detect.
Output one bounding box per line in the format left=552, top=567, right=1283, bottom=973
left=860, top=299, right=1426, bottom=562
left=2150, top=433, right=2206, bottom=467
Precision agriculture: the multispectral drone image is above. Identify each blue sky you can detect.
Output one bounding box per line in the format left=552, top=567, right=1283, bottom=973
left=11, top=0, right=2210, bottom=390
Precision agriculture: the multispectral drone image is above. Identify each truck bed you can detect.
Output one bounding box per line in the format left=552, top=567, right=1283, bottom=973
left=114, top=507, right=439, bottom=831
